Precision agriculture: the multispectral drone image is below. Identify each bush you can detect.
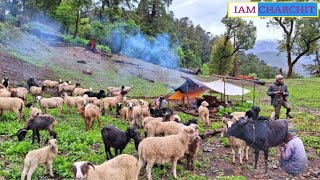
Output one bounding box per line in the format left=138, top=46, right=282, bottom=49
left=97, top=44, right=111, bottom=53
left=201, top=63, right=210, bottom=75
left=63, top=35, right=89, bottom=46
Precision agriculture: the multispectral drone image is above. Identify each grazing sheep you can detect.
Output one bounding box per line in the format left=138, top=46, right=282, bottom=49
left=21, top=139, right=58, bottom=180
left=61, top=92, right=86, bottom=113
left=198, top=101, right=210, bottom=127
left=2, top=77, right=9, bottom=88
left=101, top=92, right=125, bottom=115
left=84, top=90, right=107, bottom=99
left=137, top=126, right=197, bottom=180
left=142, top=116, right=163, bottom=128
left=27, top=78, right=39, bottom=89
left=10, top=87, right=28, bottom=102
left=77, top=104, right=101, bottom=131
left=144, top=120, right=188, bottom=137
left=73, top=87, right=92, bottom=96
left=185, top=136, right=201, bottom=170
left=107, top=85, right=133, bottom=93
left=127, top=102, right=143, bottom=128
left=36, top=96, right=64, bottom=113
left=116, top=103, right=129, bottom=121
left=71, top=154, right=138, bottom=180
left=17, top=115, right=57, bottom=143
left=0, top=88, right=11, bottom=97
left=101, top=125, right=141, bottom=160
left=26, top=103, right=42, bottom=118
left=42, top=80, right=60, bottom=92
left=58, top=83, right=80, bottom=95
left=30, top=86, right=44, bottom=97
left=224, top=118, right=249, bottom=164
left=225, top=116, right=289, bottom=175
left=0, top=97, right=24, bottom=120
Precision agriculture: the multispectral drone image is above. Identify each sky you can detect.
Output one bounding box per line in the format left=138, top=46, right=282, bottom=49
left=170, top=0, right=283, bottom=41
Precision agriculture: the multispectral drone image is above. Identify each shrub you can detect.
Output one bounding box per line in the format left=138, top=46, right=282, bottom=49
left=97, top=44, right=111, bottom=53
left=201, top=63, right=210, bottom=75
left=63, top=35, right=88, bottom=46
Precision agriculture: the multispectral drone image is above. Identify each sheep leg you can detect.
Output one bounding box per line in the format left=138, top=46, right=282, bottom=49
left=245, top=146, right=249, bottom=161
left=253, top=150, right=259, bottom=171
left=232, top=147, right=236, bottom=164
left=47, top=160, right=54, bottom=177
left=239, top=147, right=243, bottom=165
left=171, top=159, right=178, bottom=179
left=137, top=158, right=145, bottom=176
left=21, top=165, right=29, bottom=180
left=186, top=156, right=191, bottom=170
left=36, top=130, right=41, bottom=144
left=146, top=161, right=155, bottom=180
left=44, top=162, right=49, bottom=175
left=26, top=164, right=37, bottom=180
left=115, top=148, right=119, bottom=156
left=264, top=150, right=269, bottom=176
left=32, top=130, right=36, bottom=144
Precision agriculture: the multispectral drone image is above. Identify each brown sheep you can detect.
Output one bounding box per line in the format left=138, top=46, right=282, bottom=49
left=77, top=104, right=101, bottom=131
left=185, top=136, right=201, bottom=170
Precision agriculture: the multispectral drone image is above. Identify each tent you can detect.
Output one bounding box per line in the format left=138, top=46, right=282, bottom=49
left=167, top=77, right=251, bottom=100
left=167, top=76, right=207, bottom=100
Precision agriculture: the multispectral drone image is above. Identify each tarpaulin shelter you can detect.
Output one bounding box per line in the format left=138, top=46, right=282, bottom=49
left=167, top=76, right=207, bottom=100
left=202, top=80, right=251, bottom=96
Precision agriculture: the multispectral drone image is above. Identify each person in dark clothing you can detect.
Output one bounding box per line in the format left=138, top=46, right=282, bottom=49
left=267, top=75, right=293, bottom=120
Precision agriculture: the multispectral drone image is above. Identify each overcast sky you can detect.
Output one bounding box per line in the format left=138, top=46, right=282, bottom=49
left=170, top=0, right=283, bottom=41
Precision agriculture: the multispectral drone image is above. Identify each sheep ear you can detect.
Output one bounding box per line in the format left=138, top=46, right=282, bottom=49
left=87, top=162, right=95, bottom=170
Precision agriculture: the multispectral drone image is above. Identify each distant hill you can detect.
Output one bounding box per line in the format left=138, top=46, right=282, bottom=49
left=246, top=40, right=314, bottom=77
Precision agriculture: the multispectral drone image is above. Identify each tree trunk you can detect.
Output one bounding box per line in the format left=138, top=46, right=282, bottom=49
left=232, top=57, right=237, bottom=77
left=287, top=61, right=293, bottom=79
left=100, top=1, right=106, bottom=20
left=73, top=9, right=80, bottom=39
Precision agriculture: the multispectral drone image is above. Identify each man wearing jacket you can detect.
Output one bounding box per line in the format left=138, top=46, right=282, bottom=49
left=267, top=75, right=293, bottom=120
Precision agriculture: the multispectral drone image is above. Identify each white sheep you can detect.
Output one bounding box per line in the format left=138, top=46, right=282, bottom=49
left=36, top=96, right=64, bottom=113
left=0, top=97, right=25, bottom=120
left=59, top=83, right=80, bottom=95
left=21, top=139, right=58, bottom=180
left=0, top=88, right=11, bottom=97
left=62, top=92, right=86, bottom=113
left=144, top=121, right=183, bottom=137
left=29, top=105, right=42, bottom=118
left=73, top=87, right=92, bottom=96
left=71, top=154, right=138, bottom=180
left=77, top=103, right=101, bottom=131
left=30, top=86, right=43, bottom=97
left=107, top=85, right=133, bottom=93
left=142, top=116, right=163, bottom=128
left=10, top=87, right=28, bottom=102
left=198, top=101, right=210, bottom=127
left=127, top=102, right=143, bottom=128
left=225, top=118, right=249, bottom=164
left=42, top=80, right=60, bottom=92
left=138, top=99, right=149, bottom=108
left=137, top=126, right=197, bottom=180
left=101, top=94, right=125, bottom=115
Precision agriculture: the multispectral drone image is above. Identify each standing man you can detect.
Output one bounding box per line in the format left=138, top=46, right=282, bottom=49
left=267, top=75, right=293, bottom=120
left=279, top=124, right=307, bottom=177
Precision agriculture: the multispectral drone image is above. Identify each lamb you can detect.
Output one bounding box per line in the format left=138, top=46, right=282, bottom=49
left=127, top=102, right=143, bottom=128
left=224, top=118, right=249, bottom=164
left=71, top=154, right=139, bottom=180
left=0, top=97, right=24, bottom=120
left=77, top=103, right=101, bottom=131
left=30, top=86, right=44, bottom=97
left=137, top=126, right=197, bottom=180
left=42, top=80, right=60, bottom=92
left=17, top=115, right=57, bottom=143
left=185, top=136, right=201, bottom=170
left=101, top=125, right=141, bottom=160
left=84, top=90, right=107, bottom=99
left=61, top=92, right=86, bottom=113
left=138, top=99, right=149, bottom=108
left=36, top=96, right=64, bottom=113
left=26, top=103, right=42, bottom=118
left=2, top=77, right=9, bottom=88
left=198, top=101, right=210, bottom=128
left=10, top=87, right=28, bottom=102
left=21, top=139, right=58, bottom=180
left=101, top=92, right=125, bottom=115
left=27, top=78, right=39, bottom=89
left=116, top=103, right=129, bottom=121
left=73, top=87, right=92, bottom=96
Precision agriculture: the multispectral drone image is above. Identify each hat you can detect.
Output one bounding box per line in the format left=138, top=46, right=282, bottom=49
left=275, top=75, right=284, bottom=81
left=288, top=124, right=297, bottom=135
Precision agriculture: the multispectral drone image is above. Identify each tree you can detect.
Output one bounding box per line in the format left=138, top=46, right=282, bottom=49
left=221, top=15, right=256, bottom=76
left=209, top=36, right=234, bottom=75
left=303, top=49, right=320, bottom=77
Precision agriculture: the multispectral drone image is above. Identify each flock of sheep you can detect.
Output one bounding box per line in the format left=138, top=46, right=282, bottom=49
left=0, top=76, right=277, bottom=180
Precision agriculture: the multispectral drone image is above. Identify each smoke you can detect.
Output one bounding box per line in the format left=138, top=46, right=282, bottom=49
left=108, top=31, right=179, bottom=69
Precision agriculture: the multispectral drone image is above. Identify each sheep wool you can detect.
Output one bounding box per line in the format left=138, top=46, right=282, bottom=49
left=21, top=139, right=58, bottom=180
left=0, top=97, right=24, bottom=120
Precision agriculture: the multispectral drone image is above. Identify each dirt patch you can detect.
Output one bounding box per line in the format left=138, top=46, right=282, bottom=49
left=0, top=51, right=56, bottom=85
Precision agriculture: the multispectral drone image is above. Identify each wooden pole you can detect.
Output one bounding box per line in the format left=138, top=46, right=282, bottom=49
left=253, top=82, right=256, bottom=106
left=242, top=84, right=244, bottom=106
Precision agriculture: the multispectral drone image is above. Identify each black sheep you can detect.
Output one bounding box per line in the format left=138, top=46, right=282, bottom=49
left=182, top=119, right=198, bottom=126
left=149, top=107, right=173, bottom=118
left=27, top=78, right=39, bottom=89
left=225, top=117, right=288, bottom=176
left=101, top=125, right=141, bottom=160
left=84, top=90, right=107, bottom=99
left=2, top=77, right=9, bottom=88
left=16, top=115, right=58, bottom=144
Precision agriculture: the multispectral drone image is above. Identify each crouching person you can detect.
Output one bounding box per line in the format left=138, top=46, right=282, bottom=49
left=279, top=124, right=307, bottom=177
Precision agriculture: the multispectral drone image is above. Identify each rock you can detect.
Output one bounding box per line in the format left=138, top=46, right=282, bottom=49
left=82, top=69, right=92, bottom=75
left=310, top=171, right=320, bottom=177
left=272, top=164, right=278, bottom=169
